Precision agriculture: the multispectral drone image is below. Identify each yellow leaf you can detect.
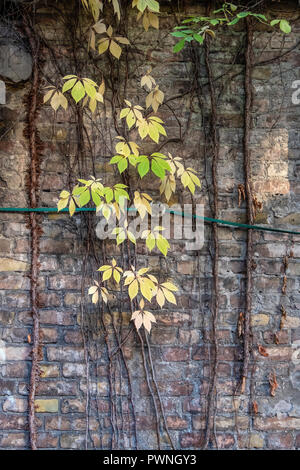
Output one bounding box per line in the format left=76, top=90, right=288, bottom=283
left=50, top=92, right=62, bottom=111
left=143, top=315, right=152, bottom=332
left=128, top=279, right=139, bottom=300
left=99, top=80, right=105, bottom=95
left=110, top=40, right=122, bottom=59
left=92, top=290, right=99, bottom=303
left=126, top=111, right=136, bottom=129
left=57, top=198, right=68, bottom=212
left=156, top=288, right=165, bottom=307
left=137, top=119, right=148, bottom=139
left=98, top=265, right=112, bottom=271
left=103, top=268, right=112, bottom=281
left=93, top=20, right=106, bottom=34
left=144, top=310, right=156, bottom=323
left=88, top=285, right=98, bottom=294
left=148, top=123, right=159, bottom=143
left=69, top=198, right=76, bottom=216
left=89, top=98, right=97, bottom=113
left=161, top=282, right=178, bottom=291
left=149, top=11, right=159, bottom=29
left=113, top=269, right=121, bottom=283
left=128, top=231, right=136, bottom=244
left=101, top=288, right=108, bottom=303
left=139, top=278, right=154, bottom=302
left=138, top=267, right=149, bottom=275
left=43, top=89, right=54, bottom=104
left=162, top=287, right=177, bottom=305
left=116, top=36, right=130, bottom=45
left=134, top=312, right=143, bottom=330
left=143, top=12, right=150, bottom=31
left=98, top=39, right=109, bottom=54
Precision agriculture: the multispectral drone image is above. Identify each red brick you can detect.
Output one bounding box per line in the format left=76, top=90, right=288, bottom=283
left=162, top=347, right=189, bottom=362
left=39, top=310, right=74, bottom=326
left=37, top=433, right=59, bottom=448
left=64, top=330, right=83, bottom=344
left=0, top=432, right=27, bottom=448
left=36, top=380, right=78, bottom=396
left=0, top=415, right=27, bottom=430
left=255, top=417, right=300, bottom=431
left=180, top=432, right=203, bottom=448
left=166, top=416, right=188, bottom=430
left=47, top=346, right=84, bottom=361
left=39, top=292, right=61, bottom=307
left=263, top=330, right=289, bottom=344
left=267, top=432, right=294, bottom=449
left=216, top=433, right=235, bottom=449
left=136, top=415, right=156, bottom=430
left=254, top=347, right=292, bottom=361
left=61, top=399, right=86, bottom=414
left=177, top=261, right=195, bottom=275
left=41, top=327, right=58, bottom=342
left=48, top=275, right=81, bottom=290
left=2, top=363, right=30, bottom=378
left=40, top=239, right=75, bottom=254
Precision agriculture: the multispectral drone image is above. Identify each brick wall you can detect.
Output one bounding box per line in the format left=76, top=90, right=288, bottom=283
left=0, top=0, right=299, bottom=449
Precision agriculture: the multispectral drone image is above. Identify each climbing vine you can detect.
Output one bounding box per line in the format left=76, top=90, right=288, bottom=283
left=16, top=0, right=293, bottom=450
left=22, top=11, right=44, bottom=451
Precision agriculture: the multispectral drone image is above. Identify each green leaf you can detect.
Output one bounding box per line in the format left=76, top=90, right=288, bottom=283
left=171, top=31, right=188, bottom=38
left=253, top=14, right=267, bottom=21
left=146, top=0, right=159, bottom=13
left=148, top=124, right=159, bottom=143
left=228, top=17, right=240, bottom=26
left=173, top=39, right=185, bottom=53
left=83, top=81, right=96, bottom=99
left=72, top=186, right=86, bottom=196
left=92, top=190, right=101, bottom=206
left=110, top=155, right=123, bottom=164
left=193, top=33, right=204, bottom=44
left=151, top=160, right=165, bottom=179
left=156, top=235, right=169, bottom=256
left=62, top=78, right=77, bottom=93
left=104, top=187, right=114, bottom=203
left=138, top=158, right=150, bottom=178
left=237, top=12, right=249, bottom=18
left=128, top=154, right=138, bottom=166
left=146, top=234, right=156, bottom=251
left=79, top=189, right=91, bottom=206
left=280, top=19, right=291, bottom=34
left=154, top=158, right=171, bottom=172
left=71, top=80, right=85, bottom=103
left=270, top=19, right=280, bottom=26
left=118, top=158, right=128, bottom=174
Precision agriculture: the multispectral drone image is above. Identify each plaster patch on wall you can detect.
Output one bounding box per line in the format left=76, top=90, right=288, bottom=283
left=0, top=44, right=32, bottom=82
left=0, top=80, right=5, bottom=104
left=0, top=340, right=6, bottom=362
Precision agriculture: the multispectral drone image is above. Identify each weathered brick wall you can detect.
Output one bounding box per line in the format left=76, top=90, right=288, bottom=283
left=0, top=0, right=299, bottom=450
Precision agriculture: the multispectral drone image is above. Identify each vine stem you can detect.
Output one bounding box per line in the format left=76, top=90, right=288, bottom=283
left=242, top=17, right=254, bottom=395
left=145, top=332, right=175, bottom=450
left=23, top=14, right=42, bottom=450
left=202, top=36, right=220, bottom=450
